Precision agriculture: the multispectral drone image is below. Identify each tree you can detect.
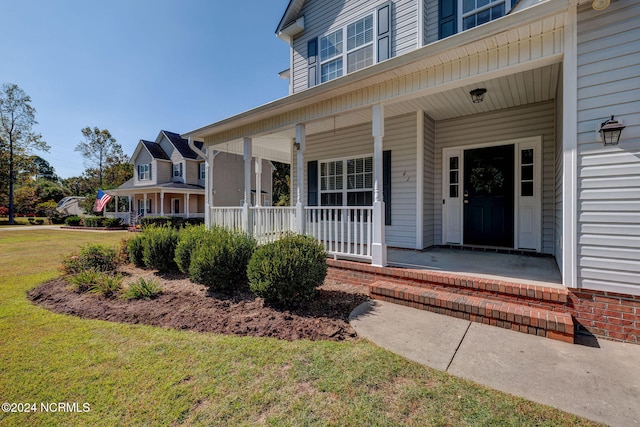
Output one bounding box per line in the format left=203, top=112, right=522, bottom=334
left=74, top=127, right=123, bottom=187
left=0, top=83, right=49, bottom=224
left=31, top=156, right=59, bottom=182
left=272, top=162, right=291, bottom=206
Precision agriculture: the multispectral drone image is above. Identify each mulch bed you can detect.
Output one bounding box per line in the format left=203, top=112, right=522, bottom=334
left=28, top=266, right=370, bottom=341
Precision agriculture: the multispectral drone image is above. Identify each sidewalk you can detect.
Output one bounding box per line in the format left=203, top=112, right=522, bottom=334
left=349, top=300, right=640, bottom=427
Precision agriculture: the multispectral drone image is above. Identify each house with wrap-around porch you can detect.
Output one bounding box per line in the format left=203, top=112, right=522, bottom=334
left=183, top=0, right=640, bottom=344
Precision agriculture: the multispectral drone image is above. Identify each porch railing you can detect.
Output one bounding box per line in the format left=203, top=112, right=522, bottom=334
left=208, top=205, right=373, bottom=262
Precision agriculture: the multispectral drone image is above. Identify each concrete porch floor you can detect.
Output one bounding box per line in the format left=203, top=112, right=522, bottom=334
left=387, top=247, right=563, bottom=289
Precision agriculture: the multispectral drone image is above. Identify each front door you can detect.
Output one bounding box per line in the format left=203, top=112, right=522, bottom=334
left=463, top=144, right=514, bottom=247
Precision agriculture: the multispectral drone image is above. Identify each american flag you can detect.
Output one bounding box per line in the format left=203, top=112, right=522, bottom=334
left=93, top=189, right=112, bottom=212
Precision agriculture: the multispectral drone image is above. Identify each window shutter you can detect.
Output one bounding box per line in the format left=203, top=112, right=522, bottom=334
left=149, top=164, right=152, bottom=180
left=307, top=160, right=318, bottom=206
left=439, top=0, right=457, bottom=39
left=180, top=163, right=183, bottom=177
left=137, top=165, right=141, bottom=179
left=383, top=150, right=391, bottom=225
left=377, top=2, right=391, bottom=62
left=307, top=39, right=318, bottom=88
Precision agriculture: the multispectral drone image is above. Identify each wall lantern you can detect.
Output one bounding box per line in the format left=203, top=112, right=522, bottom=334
left=469, top=88, right=487, bottom=103
left=599, top=115, right=626, bottom=146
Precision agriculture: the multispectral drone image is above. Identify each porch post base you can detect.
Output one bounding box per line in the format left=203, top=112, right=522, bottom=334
left=371, top=243, right=387, bottom=267
left=372, top=201, right=387, bottom=267
left=295, top=202, right=305, bottom=234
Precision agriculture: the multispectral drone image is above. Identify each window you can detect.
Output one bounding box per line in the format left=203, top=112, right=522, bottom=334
left=320, top=15, right=374, bottom=83
left=173, top=163, right=183, bottom=178
left=199, top=163, right=205, bottom=180
left=460, top=0, right=508, bottom=31
left=449, top=156, right=460, bottom=198
left=138, top=164, right=150, bottom=180
left=520, top=148, right=534, bottom=197
left=320, top=156, right=373, bottom=206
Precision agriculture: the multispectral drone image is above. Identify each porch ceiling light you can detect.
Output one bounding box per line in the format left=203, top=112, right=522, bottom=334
left=592, top=0, right=610, bottom=11
left=470, top=88, right=487, bottom=103
left=599, top=115, right=626, bottom=146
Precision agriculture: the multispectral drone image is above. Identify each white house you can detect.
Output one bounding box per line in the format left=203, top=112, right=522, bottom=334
left=184, top=0, right=639, bottom=344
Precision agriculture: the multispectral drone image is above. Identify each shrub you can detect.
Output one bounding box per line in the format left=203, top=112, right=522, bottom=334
left=127, top=234, right=146, bottom=268
left=142, top=225, right=179, bottom=271
left=139, top=216, right=182, bottom=229
left=35, top=219, right=44, bottom=225
left=103, top=217, right=123, bottom=228
left=182, top=217, right=205, bottom=227
left=247, top=233, right=327, bottom=307
left=64, top=216, right=82, bottom=226
left=49, top=213, right=66, bottom=224
left=121, top=277, right=162, bottom=300
left=61, top=244, right=119, bottom=275
left=189, top=227, right=256, bottom=293
left=174, top=225, right=209, bottom=274
left=89, top=273, right=123, bottom=298
left=67, top=269, right=103, bottom=293
left=83, top=216, right=104, bottom=228
left=117, top=237, right=131, bottom=264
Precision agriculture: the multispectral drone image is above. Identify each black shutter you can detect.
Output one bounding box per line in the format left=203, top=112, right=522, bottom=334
left=307, top=160, right=318, bottom=206
left=149, top=164, right=152, bottom=180
left=377, top=2, right=391, bottom=62
left=383, top=150, right=391, bottom=225
left=439, top=0, right=457, bottom=39
left=307, top=39, right=318, bottom=88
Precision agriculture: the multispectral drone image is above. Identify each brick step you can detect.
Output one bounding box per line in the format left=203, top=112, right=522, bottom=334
left=369, top=280, right=574, bottom=343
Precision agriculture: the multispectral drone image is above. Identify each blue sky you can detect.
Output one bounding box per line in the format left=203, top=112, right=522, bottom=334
left=1, top=0, right=291, bottom=179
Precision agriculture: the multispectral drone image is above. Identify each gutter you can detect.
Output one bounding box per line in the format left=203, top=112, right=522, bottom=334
left=187, top=136, right=207, bottom=160
left=183, top=0, right=570, bottom=140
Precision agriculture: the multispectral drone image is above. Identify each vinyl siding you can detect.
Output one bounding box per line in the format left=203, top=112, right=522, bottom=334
left=185, top=160, right=200, bottom=186
left=211, top=153, right=273, bottom=207
left=291, top=0, right=418, bottom=94
left=423, top=112, right=436, bottom=247
left=295, top=113, right=418, bottom=249
left=156, top=161, right=172, bottom=184
left=133, top=149, right=152, bottom=186
left=434, top=101, right=556, bottom=254
left=576, top=0, right=640, bottom=295
left=424, top=0, right=438, bottom=45
left=555, top=69, right=564, bottom=271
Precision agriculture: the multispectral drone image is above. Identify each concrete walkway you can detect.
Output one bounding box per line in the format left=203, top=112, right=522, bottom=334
left=350, top=300, right=640, bottom=427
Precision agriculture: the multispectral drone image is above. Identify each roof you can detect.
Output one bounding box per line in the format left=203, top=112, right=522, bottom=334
left=141, top=140, right=171, bottom=161
left=162, top=130, right=204, bottom=160
left=111, top=178, right=204, bottom=193
left=276, top=0, right=305, bottom=35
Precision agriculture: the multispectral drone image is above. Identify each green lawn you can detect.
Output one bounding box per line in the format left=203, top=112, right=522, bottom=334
left=0, top=230, right=600, bottom=426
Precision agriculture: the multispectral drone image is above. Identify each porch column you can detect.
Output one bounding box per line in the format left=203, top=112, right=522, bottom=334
left=372, top=104, right=387, bottom=267
left=295, top=124, right=306, bottom=234
left=160, top=191, right=164, bottom=216
left=185, top=193, right=190, bottom=217
left=115, top=196, right=119, bottom=213
left=243, top=137, right=252, bottom=234
left=254, top=157, right=263, bottom=207
left=143, top=193, right=147, bottom=215
left=205, top=147, right=211, bottom=226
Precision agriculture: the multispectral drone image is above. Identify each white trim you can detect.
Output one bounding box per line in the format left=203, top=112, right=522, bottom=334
left=416, top=111, right=424, bottom=250
left=515, top=137, right=543, bottom=252
left=442, top=136, right=542, bottom=250
left=458, top=0, right=513, bottom=33
left=417, top=0, right=424, bottom=48
left=562, top=5, right=578, bottom=289
left=318, top=153, right=374, bottom=207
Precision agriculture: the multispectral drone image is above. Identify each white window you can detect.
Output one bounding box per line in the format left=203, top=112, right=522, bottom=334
left=199, top=163, right=205, bottom=180
left=320, top=13, right=375, bottom=83
left=138, top=164, right=150, bottom=180
left=173, top=163, right=183, bottom=178
left=320, top=156, right=373, bottom=206
left=460, top=0, right=509, bottom=31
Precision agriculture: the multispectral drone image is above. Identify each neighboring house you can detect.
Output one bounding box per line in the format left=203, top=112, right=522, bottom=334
left=56, top=196, right=85, bottom=216
left=105, top=130, right=273, bottom=224
left=184, top=0, right=639, bottom=344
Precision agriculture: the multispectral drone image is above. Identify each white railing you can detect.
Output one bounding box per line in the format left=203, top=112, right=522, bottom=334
left=304, top=207, right=373, bottom=261
left=209, top=205, right=374, bottom=262
left=104, top=212, right=131, bottom=224
left=251, top=207, right=296, bottom=243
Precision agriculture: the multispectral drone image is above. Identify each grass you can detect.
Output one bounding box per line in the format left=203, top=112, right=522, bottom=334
left=0, top=229, right=601, bottom=426
left=0, top=216, right=49, bottom=226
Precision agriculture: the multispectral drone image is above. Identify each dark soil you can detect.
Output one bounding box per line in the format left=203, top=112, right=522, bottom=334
left=28, top=266, right=370, bottom=341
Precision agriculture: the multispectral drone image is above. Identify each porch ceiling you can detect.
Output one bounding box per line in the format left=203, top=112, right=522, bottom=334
left=207, top=62, right=560, bottom=164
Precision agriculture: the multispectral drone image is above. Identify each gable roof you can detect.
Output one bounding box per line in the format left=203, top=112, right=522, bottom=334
left=276, top=0, right=305, bottom=35
left=161, top=130, right=204, bottom=160
left=140, top=140, right=171, bottom=161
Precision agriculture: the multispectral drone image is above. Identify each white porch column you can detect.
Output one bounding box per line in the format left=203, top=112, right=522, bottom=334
left=115, top=196, right=119, bottom=213
left=160, top=191, right=164, bottom=216
left=185, top=193, right=190, bottom=217
left=254, top=158, right=263, bottom=207
left=295, top=124, right=306, bottom=234
left=372, top=104, right=387, bottom=267
left=205, top=147, right=211, bottom=226
left=143, top=193, right=147, bottom=215
left=243, top=137, right=253, bottom=234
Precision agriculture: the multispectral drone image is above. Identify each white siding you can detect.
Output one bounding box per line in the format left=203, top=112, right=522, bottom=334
left=296, top=113, right=418, bottom=249
left=423, top=112, right=436, bottom=247
left=434, top=101, right=557, bottom=254
left=576, top=0, right=640, bottom=295
left=291, top=0, right=418, bottom=93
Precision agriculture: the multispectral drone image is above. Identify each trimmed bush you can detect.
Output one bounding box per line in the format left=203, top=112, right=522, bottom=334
left=174, top=225, right=209, bottom=274
left=64, top=216, right=82, bottom=226
left=182, top=217, right=205, bottom=227
left=127, top=234, right=146, bottom=267
left=189, top=226, right=256, bottom=292
left=139, top=216, right=182, bottom=229
left=83, top=216, right=104, bottom=228
left=247, top=233, right=327, bottom=307
left=103, top=217, right=123, bottom=228
left=142, top=225, right=179, bottom=271
left=61, top=244, right=119, bottom=275
left=122, top=277, right=162, bottom=300
left=35, top=219, right=44, bottom=225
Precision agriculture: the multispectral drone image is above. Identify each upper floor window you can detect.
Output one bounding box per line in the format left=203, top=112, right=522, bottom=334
left=461, top=0, right=507, bottom=31
left=199, top=163, right=205, bottom=180
left=320, top=29, right=343, bottom=83
left=173, top=163, right=183, bottom=178
left=138, top=164, right=150, bottom=181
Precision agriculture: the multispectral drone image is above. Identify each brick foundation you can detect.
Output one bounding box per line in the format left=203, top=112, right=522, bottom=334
left=327, top=259, right=639, bottom=345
